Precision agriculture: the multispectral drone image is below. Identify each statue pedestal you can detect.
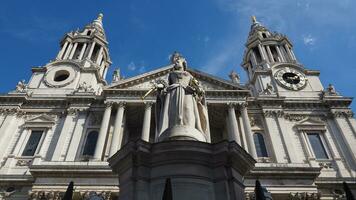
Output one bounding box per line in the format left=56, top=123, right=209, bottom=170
left=158, top=125, right=207, bottom=142
left=108, top=140, right=255, bottom=200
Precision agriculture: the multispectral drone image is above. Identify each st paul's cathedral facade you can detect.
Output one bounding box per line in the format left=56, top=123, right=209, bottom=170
left=0, top=14, right=355, bottom=200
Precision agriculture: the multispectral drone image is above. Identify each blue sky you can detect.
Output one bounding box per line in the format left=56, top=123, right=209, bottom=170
left=0, top=0, right=355, bottom=110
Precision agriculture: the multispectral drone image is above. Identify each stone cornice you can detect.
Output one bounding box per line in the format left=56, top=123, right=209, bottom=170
left=322, top=96, right=353, bottom=108
left=107, top=65, right=245, bottom=90
left=104, top=89, right=251, bottom=101
left=246, top=165, right=321, bottom=180
left=329, top=109, right=354, bottom=118
left=29, top=163, right=115, bottom=178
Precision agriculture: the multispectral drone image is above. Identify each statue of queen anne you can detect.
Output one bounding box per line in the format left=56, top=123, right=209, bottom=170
left=143, top=52, right=209, bottom=142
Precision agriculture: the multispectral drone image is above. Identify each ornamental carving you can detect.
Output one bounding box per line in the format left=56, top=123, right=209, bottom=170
left=329, top=110, right=354, bottom=118
left=16, top=159, right=32, bottom=166
left=260, top=83, right=274, bottom=95
left=256, top=157, right=271, bottom=163
left=263, top=110, right=284, bottom=118
left=289, top=192, right=320, bottom=200
left=245, top=192, right=254, bottom=200
left=284, top=114, right=325, bottom=122
left=29, top=191, right=62, bottom=200
left=0, top=108, right=20, bottom=115
left=15, top=80, right=28, bottom=93
left=81, top=191, right=112, bottom=200
left=75, top=81, right=95, bottom=93
left=67, top=107, right=88, bottom=115
left=318, top=162, right=333, bottom=169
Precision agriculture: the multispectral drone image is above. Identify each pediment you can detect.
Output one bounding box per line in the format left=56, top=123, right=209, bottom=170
left=24, top=114, right=56, bottom=128
left=106, top=65, right=245, bottom=91
left=294, top=117, right=326, bottom=131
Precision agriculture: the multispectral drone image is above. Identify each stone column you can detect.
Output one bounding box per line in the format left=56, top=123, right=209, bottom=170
left=68, top=42, right=78, bottom=59
left=57, top=41, right=69, bottom=60
left=103, top=66, right=108, bottom=78
left=258, top=44, right=267, bottom=61
left=96, top=46, right=104, bottom=64
left=266, top=46, right=274, bottom=62
left=263, top=110, right=288, bottom=163
left=227, top=103, right=241, bottom=145
left=38, top=128, right=53, bottom=159
left=0, top=113, right=16, bottom=160
left=78, top=43, right=87, bottom=60
left=332, top=111, right=356, bottom=165
left=87, top=42, right=96, bottom=60
left=94, top=102, right=113, bottom=160
left=238, top=114, right=248, bottom=151
left=66, top=111, right=88, bottom=161
left=240, top=103, right=257, bottom=159
left=63, top=43, right=73, bottom=60
left=276, top=116, right=301, bottom=163
left=109, top=102, right=126, bottom=157
left=275, top=46, right=284, bottom=62
left=141, top=102, right=153, bottom=142
left=52, top=109, right=78, bottom=161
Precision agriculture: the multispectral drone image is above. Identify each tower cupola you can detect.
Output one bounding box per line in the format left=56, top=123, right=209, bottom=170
left=26, top=13, right=112, bottom=95
left=242, top=16, right=298, bottom=78
left=55, top=13, right=111, bottom=80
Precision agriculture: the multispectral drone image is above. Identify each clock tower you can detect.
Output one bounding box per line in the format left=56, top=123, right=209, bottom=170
left=242, top=16, right=323, bottom=98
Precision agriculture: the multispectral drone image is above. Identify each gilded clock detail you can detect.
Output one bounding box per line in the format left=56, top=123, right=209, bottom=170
left=274, top=67, right=307, bottom=90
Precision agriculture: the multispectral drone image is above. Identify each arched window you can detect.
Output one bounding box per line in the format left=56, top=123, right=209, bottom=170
left=82, top=131, right=99, bottom=156
left=253, top=132, right=268, bottom=157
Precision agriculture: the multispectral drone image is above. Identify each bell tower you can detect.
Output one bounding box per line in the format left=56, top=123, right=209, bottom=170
left=27, top=13, right=111, bottom=95
left=241, top=16, right=323, bottom=98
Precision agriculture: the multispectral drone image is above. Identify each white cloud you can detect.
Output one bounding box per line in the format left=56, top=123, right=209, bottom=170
left=303, top=34, right=316, bottom=46
left=127, top=61, right=146, bottom=73
left=127, top=62, right=136, bottom=71
left=203, top=36, right=210, bottom=44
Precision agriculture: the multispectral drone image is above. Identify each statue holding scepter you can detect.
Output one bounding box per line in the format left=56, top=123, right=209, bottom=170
left=142, top=52, right=209, bottom=142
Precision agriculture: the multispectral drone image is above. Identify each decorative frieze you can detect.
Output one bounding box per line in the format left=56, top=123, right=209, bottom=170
left=289, top=192, right=320, bottom=200
left=81, top=191, right=112, bottom=200
left=29, top=191, right=62, bottom=200
left=263, top=109, right=284, bottom=118
left=16, top=159, right=32, bottom=166
left=318, top=162, right=333, bottom=169
left=329, top=110, right=354, bottom=118
left=67, top=107, right=88, bottom=115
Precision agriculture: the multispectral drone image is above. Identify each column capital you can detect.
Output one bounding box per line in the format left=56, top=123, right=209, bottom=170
left=227, top=102, right=238, bottom=109
left=114, top=101, right=126, bottom=108
left=104, top=101, right=114, bottom=108
left=144, top=101, right=154, bottom=108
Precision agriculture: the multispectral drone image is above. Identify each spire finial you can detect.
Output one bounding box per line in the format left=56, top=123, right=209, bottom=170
left=97, top=13, right=103, bottom=21
left=251, top=15, right=257, bottom=23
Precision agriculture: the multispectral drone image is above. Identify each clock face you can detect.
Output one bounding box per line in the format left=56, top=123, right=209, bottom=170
left=274, top=67, right=306, bottom=90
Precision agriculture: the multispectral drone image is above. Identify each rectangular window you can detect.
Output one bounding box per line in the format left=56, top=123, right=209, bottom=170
left=307, top=133, right=329, bottom=159
left=22, top=130, right=43, bottom=156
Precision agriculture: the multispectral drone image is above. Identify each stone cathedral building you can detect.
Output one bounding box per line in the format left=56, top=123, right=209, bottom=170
left=0, top=13, right=355, bottom=200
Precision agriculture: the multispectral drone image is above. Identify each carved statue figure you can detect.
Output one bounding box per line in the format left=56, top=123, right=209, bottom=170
left=16, top=80, right=27, bottom=92
left=144, top=52, right=209, bottom=142
left=327, top=83, right=338, bottom=95
left=262, top=83, right=274, bottom=95
left=112, top=68, right=121, bottom=83
left=77, top=82, right=94, bottom=93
